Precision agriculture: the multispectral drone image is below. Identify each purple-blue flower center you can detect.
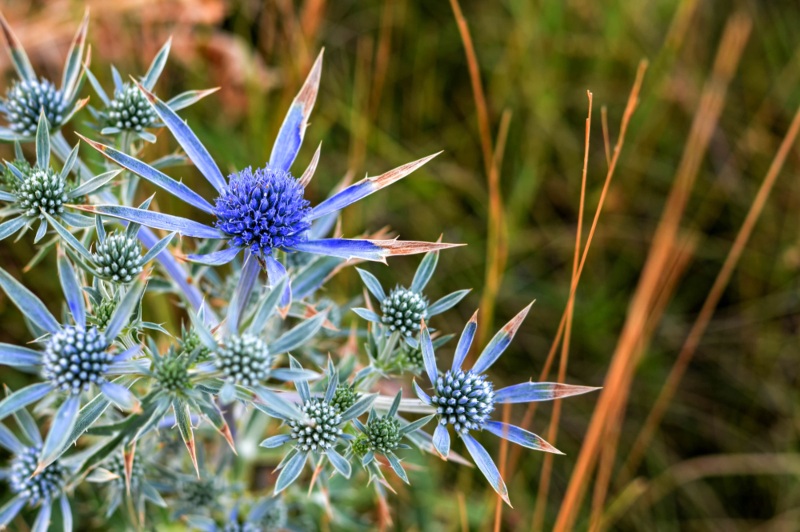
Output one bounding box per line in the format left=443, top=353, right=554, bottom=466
left=432, top=369, right=495, bottom=433
left=213, top=166, right=311, bottom=256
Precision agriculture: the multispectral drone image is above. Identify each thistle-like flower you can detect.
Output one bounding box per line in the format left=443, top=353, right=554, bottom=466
left=350, top=391, right=434, bottom=484
left=188, top=264, right=326, bottom=405
left=0, top=113, right=121, bottom=243
left=258, top=360, right=376, bottom=493
left=0, top=407, right=75, bottom=530
left=0, top=12, right=89, bottom=140
left=0, top=256, right=145, bottom=470
left=354, top=249, right=470, bottom=347
left=213, top=334, right=272, bottom=388
left=85, top=37, right=216, bottom=143
left=72, top=51, right=459, bottom=305
left=413, top=305, right=599, bottom=505
left=93, top=232, right=144, bottom=282
left=92, top=447, right=166, bottom=519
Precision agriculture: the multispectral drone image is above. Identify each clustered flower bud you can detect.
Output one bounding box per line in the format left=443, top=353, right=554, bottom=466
left=17, top=167, right=67, bottom=218
left=42, top=325, right=113, bottom=394
left=155, top=352, right=191, bottom=393
left=10, top=445, right=67, bottom=505
left=3, top=78, right=68, bottom=136
left=331, top=385, right=359, bottom=413
left=180, top=329, right=211, bottom=360
left=89, top=298, right=116, bottom=329
left=381, top=287, right=428, bottom=336
left=103, top=84, right=158, bottom=132
left=213, top=334, right=271, bottom=387
left=105, top=453, right=144, bottom=489
left=365, top=415, right=401, bottom=454
left=181, top=478, right=218, bottom=507
left=432, top=369, right=495, bottom=433
left=288, top=399, right=342, bottom=452
left=93, top=232, right=144, bottom=283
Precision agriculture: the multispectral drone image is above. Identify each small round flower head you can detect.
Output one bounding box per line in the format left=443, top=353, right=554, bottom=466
left=3, top=78, right=68, bottom=136
left=213, top=166, right=311, bottom=256
left=17, top=167, right=68, bottom=218
left=261, top=499, right=288, bottom=532
left=432, top=369, right=495, bottom=433
left=9, top=445, right=67, bottom=505
left=89, top=297, right=116, bottom=329
left=105, top=453, right=144, bottom=489
left=213, top=334, right=271, bottom=387
left=180, top=478, right=218, bottom=507
left=403, top=343, right=425, bottom=370
left=102, top=84, right=158, bottom=132
left=351, top=434, right=371, bottom=457
left=93, top=232, right=144, bottom=283
left=331, top=384, right=359, bottom=413
left=365, top=415, right=402, bottom=454
left=287, top=398, right=343, bottom=452
left=42, top=325, right=113, bottom=394
left=180, top=328, right=211, bottom=360
left=155, top=352, right=191, bottom=394
left=381, top=287, right=428, bottom=336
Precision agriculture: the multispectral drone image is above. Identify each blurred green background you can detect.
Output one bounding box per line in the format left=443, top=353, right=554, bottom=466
left=1, top=0, right=799, bottom=530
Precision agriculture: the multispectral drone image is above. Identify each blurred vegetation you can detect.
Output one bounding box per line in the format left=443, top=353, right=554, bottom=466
left=1, top=0, right=799, bottom=530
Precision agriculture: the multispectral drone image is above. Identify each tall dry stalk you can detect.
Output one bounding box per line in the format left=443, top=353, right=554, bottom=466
left=619, top=100, right=800, bottom=490
left=552, top=13, right=751, bottom=531
left=449, top=0, right=508, bottom=350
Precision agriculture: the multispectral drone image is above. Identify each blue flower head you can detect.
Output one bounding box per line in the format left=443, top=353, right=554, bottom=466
left=10, top=444, right=68, bottom=506
left=0, top=407, right=75, bottom=529
left=75, top=51, right=460, bottom=306
left=414, top=304, right=599, bottom=505
left=0, top=12, right=89, bottom=139
left=213, top=165, right=311, bottom=256
left=257, top=358, right=377, bottom=494
left=0, top=260, right=146, bottom=474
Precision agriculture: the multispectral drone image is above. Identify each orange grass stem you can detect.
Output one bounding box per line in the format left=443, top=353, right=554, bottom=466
left=621, top=100, right=800, bottom=485
left=530, top=91, right=593, bottom=531
left=449, top=0, right=508, bottom=350
left=507, top=60, right=648, bottom=478
left=552, top=14, right=751, bottom=531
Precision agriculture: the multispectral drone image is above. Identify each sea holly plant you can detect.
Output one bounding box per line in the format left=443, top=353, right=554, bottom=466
left=0, top=406, right=77, bottom=531
left=70, top=51, right=460, bottom=305
left=0, top=112, right=120, bottom=243
left=0, top=11, right=89, bottom=139
left=350, top=391, right=436, bottom=485
left=0, top=10, right=600, bottom=530
left=258, top=359, right=377, bottom=493
left=354, top=249, right=470, bottom=347
left=413, top=307, right=600, bottom=505
left=0, top=258, right=145, bottom=469
left=85, top=37, right=217, bottom=143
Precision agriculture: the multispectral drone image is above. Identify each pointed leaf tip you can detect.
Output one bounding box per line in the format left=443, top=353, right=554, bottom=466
left=502, top=301, right=534, bottom=335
